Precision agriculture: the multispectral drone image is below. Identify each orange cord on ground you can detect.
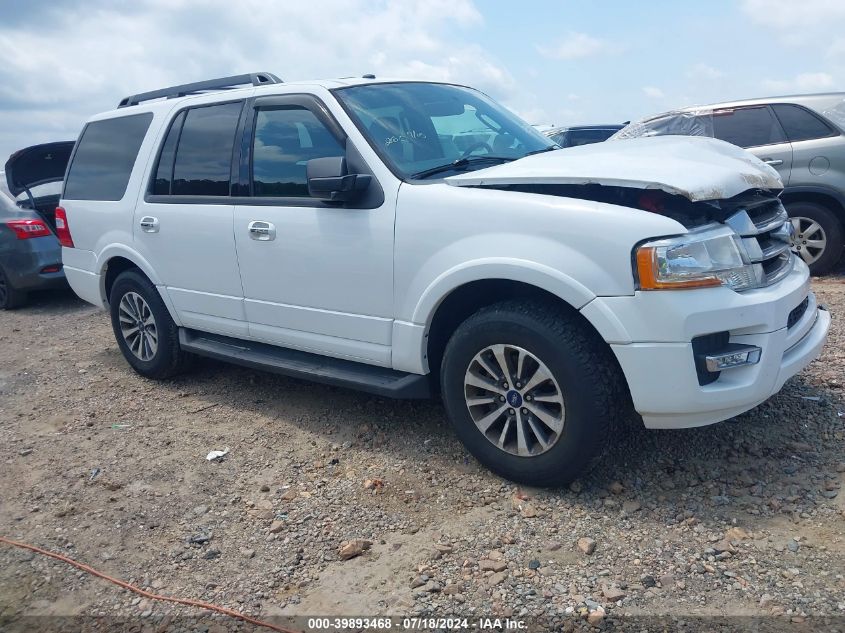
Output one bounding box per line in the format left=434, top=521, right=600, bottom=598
left=0, top=535, right=299, bottom=633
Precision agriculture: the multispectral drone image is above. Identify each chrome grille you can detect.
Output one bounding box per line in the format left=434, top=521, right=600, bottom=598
left=725, top=196, right=793, bottom=289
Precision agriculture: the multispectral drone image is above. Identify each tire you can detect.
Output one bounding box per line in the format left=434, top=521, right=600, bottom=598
left=440, top=299, right=629, bottom=487
left=0, top=266, right=27, bottom=310
left=109, top=269, right=192, bottom=379
left=785, top=201, right=844, bottom=276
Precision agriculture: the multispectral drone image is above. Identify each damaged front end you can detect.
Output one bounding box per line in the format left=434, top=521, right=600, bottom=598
left=488, top=183, right=794, bottom=290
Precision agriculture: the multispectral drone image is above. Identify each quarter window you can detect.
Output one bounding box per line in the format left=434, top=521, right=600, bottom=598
left=170, top=102, right=243, bottom=196
left=771, top=104, right=836, bottom=142
left=251, top=107, right=345, bottom=197
left=64, top=113, right=153, bottom=201
left=712, top=107, right=785, bottom=148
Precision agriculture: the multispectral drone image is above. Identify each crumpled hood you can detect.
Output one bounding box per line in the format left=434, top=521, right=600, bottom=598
left=445, top=136, right=782, bottom=202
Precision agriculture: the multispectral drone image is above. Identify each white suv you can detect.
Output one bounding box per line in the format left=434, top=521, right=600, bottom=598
left=58, top=73, right=830, bottom=485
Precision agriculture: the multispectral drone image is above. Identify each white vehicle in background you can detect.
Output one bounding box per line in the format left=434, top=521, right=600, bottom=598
left=58, top=73, right=829, bottom=485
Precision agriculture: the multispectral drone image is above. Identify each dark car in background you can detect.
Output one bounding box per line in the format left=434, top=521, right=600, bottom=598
left=544, top=124, right=624, bottom=148
left=1, top=141, right=74, bottom=308
left=614, top=93, right=845, bottom=275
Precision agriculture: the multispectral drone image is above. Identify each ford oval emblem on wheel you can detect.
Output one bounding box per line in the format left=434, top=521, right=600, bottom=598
left=506, top=390, right=523, bottom=407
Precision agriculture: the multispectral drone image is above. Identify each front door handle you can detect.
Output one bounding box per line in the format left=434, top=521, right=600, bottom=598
left=763, top=158, right=784, bottom=166
left=248, top=220, right=276, bottom=241
left=139, top=216, right=159, bottom=233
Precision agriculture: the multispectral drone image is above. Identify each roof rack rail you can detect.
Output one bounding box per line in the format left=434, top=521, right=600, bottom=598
left=117, top=72, right=282, bottom=108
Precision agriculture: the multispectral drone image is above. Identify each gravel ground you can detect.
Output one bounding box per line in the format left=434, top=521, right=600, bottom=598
left=0, top=277, right=843, bottom=632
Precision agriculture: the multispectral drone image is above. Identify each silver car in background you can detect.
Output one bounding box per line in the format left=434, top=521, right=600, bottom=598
left=614, top=93, right=845, bottom=275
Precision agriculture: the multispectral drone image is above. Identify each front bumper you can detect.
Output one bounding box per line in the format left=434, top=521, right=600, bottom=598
left=588, top=257, right=831, bottom=429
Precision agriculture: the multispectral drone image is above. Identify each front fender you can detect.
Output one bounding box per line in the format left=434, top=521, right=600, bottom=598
left=411, top=257, right=595, bottom=325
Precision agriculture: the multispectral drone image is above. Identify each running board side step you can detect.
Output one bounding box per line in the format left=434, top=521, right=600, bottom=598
left=178, top=329, right=431, bottom=399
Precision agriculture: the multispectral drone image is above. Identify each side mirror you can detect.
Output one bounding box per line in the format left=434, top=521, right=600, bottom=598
left=307, top=156, right=371, bottom=203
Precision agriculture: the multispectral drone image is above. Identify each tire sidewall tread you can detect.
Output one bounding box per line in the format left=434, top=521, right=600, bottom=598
left=109, top=270, right=189, bottom=379
left=440, top=299, right=628, bottom=486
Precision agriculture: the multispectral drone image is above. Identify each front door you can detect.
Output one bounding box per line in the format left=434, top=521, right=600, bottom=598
left=233, top=95, right=395, bottom=366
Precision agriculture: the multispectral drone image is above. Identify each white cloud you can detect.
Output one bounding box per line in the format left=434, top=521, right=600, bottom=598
left=642, top=86, right=665, bottom=99
left=536, top=32, right=615, bottom=60
left=687, top=63, right=724, bottom=80
left=761, top=72, right=836, bottom=93
left=0, top=0, right=514, bottom=162
left=740, top=0, right=845, bottom=29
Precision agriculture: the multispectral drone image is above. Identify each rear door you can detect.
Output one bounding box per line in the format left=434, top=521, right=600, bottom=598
left=711, top=105, right=793, bottom=184
left=134, top=100, right=248, bottom=337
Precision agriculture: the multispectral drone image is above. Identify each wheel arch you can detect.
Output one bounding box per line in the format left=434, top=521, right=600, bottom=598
left=422, top=272, right=616, bottom=388
left=781, top=186, right=845, bottom=219
left=98, top=247, right=180, bottom=324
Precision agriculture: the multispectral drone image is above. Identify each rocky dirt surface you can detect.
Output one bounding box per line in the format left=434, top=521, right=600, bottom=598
left=1, top=278, right=844, bottom=632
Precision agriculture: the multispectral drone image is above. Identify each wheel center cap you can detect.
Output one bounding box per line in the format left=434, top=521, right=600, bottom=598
left=506, top=390, right=523, bottom=407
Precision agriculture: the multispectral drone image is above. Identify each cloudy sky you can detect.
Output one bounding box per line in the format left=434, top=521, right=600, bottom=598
left=1, top=0, right=844, bottom=170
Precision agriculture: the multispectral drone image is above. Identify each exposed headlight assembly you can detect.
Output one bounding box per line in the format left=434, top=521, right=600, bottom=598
left=636, top=224, right=763, bottom=291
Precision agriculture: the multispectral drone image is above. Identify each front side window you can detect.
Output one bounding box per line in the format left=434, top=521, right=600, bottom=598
left=64, top=113, right=152, bottom=201
left=335, top=82, right=554, bottom=179
left=251, top=106, right=345, bottom=197
left=712, top=107, right=785, bottom=148
left=771, top=104, right=836, bottom=142
left=170, top=102, right=243, bottom=196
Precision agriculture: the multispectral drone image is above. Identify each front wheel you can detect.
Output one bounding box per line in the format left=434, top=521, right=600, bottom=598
left=440, top=300, right=629, bottom=486
left=109, top=269, right=192, bottom=379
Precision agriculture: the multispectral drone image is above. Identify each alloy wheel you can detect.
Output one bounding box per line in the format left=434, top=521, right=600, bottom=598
left=463, top=344, right=565, bottom=457
left=118, top=291, right=158, bottom=361
left=790, top=216, right=827, bottom=265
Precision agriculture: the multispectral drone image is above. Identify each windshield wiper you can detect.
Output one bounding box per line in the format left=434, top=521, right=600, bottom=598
left=411, top=155, right=515, bottom=180
left=524, top=145, right=558, bottom=156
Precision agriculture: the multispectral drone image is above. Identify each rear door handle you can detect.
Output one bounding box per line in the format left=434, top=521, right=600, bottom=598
left=139, top=216, right=159, bottom=233
left=763, top=158, right=784, bottom=166
left=248, top=220, right=276, bottom=241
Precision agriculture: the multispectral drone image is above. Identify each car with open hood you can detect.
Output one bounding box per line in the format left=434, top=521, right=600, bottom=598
left=1, top=141, right=74, bottom=308
left=613, top=93, right=845, bottom=275
left=57, top=74, right=829, bottom=485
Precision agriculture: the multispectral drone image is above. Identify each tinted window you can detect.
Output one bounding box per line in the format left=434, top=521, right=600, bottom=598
left=564, top=129, right=617, bottom=147
left=711, top=107, right=785, bottom=148
left=252, top=107, right=345, bottom=197
left=772, top=104, right=836, bottom=142
left=152, top=110, right=185, bottom=195
left=172, top=102, right=242, bottom=196
left=64, top=113, right=152, bottom=200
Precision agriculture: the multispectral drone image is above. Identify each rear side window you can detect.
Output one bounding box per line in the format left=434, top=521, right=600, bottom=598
left=712, top=106, right=785, bottom=148
left=64, top=113, right=153, bottom=201
left=771, top=104, right=837, bottom=142
left=152, top=111, right=185, bottom=195
left=170, top=102, right=243, bottom=196
left=252, top=106, right=345, bottom=197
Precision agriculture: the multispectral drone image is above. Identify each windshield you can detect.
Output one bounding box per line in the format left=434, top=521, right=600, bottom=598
left=335, top=82, right=555, bottom=179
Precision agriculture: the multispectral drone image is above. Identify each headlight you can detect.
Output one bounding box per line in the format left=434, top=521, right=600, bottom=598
left=636, top=224, right=761, bottom=291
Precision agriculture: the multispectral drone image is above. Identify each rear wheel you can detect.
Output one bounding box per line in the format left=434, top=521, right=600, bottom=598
left=109, top=270, right=191, bottom=379
left=0, top=266, right=27, bottom=310
left=440, top=300, right=629, bottom=486
left=786, top=201, right=844, bottom=275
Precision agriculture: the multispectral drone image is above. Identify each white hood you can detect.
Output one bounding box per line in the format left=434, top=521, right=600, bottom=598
left=445, top=136, right=782, bottom=202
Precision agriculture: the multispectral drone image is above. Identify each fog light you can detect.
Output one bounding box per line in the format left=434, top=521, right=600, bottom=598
left=704, top=344, right=762, bottom=372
